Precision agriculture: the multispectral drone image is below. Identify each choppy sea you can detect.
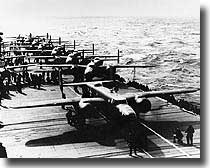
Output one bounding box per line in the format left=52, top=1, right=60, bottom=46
left=1, top=16, right=200, bottom=104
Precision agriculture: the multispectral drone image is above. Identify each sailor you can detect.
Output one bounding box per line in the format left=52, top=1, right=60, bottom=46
left=0, top=32, right=3, bottom=57
left=42, top=71, right=45, bottom=84
left=31, top=74, right=37, bottom=88
left=16, top=73, right=22, bottom=93
left=25, top=71, right=31, bottom=85
left=46, top=72, right=51, bottom=84
left=126, top=116, right=140, bottom=156
left=37, top=74, right=42, bottom=89
left=0, top=88, right=1, bottom=105
left=0, top=142, right=7, bottom=158
left=0, top=78, right=3, bottom=105
left=185, top=125, right=195, bottom=146
left=127, top=129, right=138, bottom=156
left=173, top=127, right=183, bottom=144
left=51, top=69, right=59, bottom=84
left=5, top=80, right=9, bottom=95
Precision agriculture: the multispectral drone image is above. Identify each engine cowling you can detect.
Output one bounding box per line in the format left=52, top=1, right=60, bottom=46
left=133, top=97, right=152, bottom=114
left=116, top=104, right=136, bottom=117
left=78, top=99, right=97, bottom=118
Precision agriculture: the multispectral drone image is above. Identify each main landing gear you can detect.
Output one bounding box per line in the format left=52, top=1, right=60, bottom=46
left=65, top=106, right=85, bottom=129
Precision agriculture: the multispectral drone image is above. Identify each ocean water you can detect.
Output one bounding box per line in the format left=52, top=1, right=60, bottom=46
left=1, top=16, right=200, bottom=104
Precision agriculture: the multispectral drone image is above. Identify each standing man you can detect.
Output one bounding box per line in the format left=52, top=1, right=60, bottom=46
left=127, top=130, right=138, bottom=156
left=0, top=142, right=7, bottom=158
left=126, top=119, right=139, bottom=156
left=185, top=125, right=195, bottom=146
left=16, top=73, right=22, bottom=93
left=173, top=127, right=183, bottom=144
left=0, top=32, right=3, bottom=57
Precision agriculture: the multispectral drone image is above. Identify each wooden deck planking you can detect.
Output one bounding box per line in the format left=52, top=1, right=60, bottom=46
left=0, top=85, right=200, bottom=158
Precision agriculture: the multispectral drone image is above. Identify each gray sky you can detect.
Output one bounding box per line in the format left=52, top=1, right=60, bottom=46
left=0, top=0, right=199, bottom=18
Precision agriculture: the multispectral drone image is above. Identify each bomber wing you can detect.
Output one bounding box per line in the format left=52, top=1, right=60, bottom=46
left=5, top=49, right=52, bottom=53
left=123, top=88, right=200, bottom=99
left=114, top=65, right=156, bottom=68
left=36, top=64, right=75, bottom=68
left=7, top=97, right=105, bottom=109
left=63, top=80, right=113, bottom=86
left=4, top=55, right=26, bottom=59
left=8, top=97, right=81, bottom=109
left=5, top=64, right=37, bottom=69
left=85, top=55, right=122, bottom=58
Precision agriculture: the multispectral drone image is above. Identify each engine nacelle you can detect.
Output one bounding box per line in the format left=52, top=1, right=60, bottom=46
left=116, top=104, right=136, bottom=117
left=133, top=97, right=152, bottom=114
left=78, top=99, right=97, bottom=118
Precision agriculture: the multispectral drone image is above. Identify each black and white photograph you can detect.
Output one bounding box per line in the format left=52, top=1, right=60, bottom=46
left=0, top=0, right=201, bottom=160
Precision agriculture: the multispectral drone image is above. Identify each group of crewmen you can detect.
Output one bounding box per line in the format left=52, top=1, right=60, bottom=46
left=1, top=45, right=103, bottom=97
left=173, top=125, right=195, bottom=146
left=0, top=68, right=61, bottom=101
left=127, top=124, right=195, bottom=157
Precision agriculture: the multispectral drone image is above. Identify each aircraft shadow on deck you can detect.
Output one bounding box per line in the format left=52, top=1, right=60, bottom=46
left=25, top=122, right=155, bottom=149
left=25, top=123, right=122, bottom=147
left=24, top=120, right=199, bottom=157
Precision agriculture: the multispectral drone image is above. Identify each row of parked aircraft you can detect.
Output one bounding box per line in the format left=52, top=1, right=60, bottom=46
left=1, top=35, right=199, bottom=132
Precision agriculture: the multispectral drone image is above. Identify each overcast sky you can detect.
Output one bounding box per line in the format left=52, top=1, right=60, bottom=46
left=0, top=0, right=199, bottom=19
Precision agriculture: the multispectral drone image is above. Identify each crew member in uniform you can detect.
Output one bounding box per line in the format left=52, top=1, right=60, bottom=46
left=185, top=125, right=195, bottom=146
left=0, top=142, right=7, bottom=158
left=127, top=129, right=138, bottom=156
left=173, top=127, right=183, bottom=144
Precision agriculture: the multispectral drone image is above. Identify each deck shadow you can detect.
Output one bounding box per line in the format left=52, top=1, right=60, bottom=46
left=25, top=123, right=122, bottom=147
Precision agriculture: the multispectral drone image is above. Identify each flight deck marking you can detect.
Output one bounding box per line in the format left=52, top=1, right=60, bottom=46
left=140, top=122, right=191, bottom=158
